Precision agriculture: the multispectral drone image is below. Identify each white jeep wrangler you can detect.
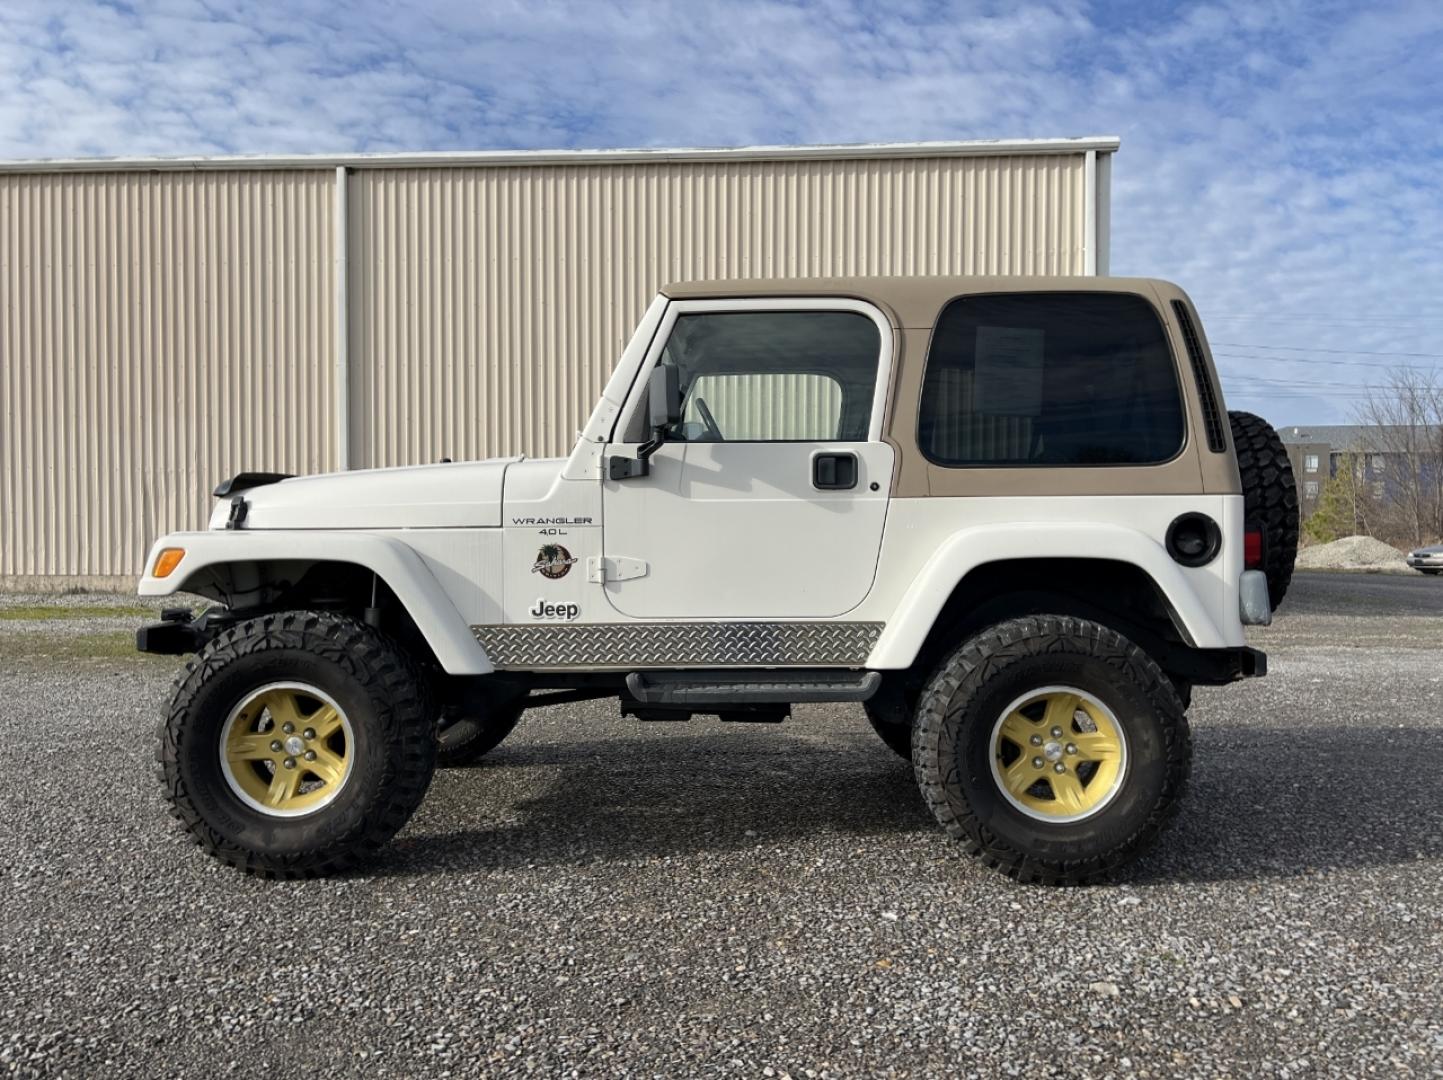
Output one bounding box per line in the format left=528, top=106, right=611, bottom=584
left=139, top=276, right=1298, bottom=885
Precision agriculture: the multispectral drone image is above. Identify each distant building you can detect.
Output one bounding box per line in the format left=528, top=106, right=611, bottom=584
left=1279, top=425, right=1441, bottom=518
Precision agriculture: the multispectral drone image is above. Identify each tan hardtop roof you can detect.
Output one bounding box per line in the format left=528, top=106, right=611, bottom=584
left=661, top=275, right=1176, bottom=327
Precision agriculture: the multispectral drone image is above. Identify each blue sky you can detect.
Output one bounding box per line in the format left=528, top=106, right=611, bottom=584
left=2, top=0, right=1441, bottom=423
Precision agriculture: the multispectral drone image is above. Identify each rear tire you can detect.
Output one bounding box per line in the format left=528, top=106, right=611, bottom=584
left=1229, top=410, right=1300, bottom=608
left=158, top=610, right=436, bottom=878
left=912, top=615, right=1191, bottom=885
left=436, top=703, right=525, bottom=767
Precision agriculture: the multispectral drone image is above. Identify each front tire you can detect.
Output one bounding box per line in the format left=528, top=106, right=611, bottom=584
left=158, top=611, right=437, bottom=877
left=912, top=616, right=1191, bottom=885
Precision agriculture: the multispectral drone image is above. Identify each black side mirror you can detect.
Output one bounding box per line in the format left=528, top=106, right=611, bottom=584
left=609, top=366, right=682, bottom=482
left=648, top=365, right=681, bottom=432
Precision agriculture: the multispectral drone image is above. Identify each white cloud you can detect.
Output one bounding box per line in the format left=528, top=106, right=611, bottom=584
left=0, top=0, right=1440, bottom=421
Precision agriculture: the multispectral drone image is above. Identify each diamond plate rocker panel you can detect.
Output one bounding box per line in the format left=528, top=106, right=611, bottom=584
left=470, top=621, right=884, bottom=669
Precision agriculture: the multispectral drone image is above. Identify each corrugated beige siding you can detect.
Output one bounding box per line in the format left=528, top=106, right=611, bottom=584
left=2, top=150, right=1087, bottom=586
left=0, top=170, right=333, bottom=580
left=349, top=154, right=1085, bottom=466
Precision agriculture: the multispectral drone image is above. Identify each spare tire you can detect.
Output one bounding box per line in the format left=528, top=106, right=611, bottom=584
left=1229, top=410, right=1299, bottom=608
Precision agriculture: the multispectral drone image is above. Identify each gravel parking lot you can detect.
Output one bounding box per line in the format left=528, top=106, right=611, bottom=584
left=1, top=572, right=1440, bottom=1077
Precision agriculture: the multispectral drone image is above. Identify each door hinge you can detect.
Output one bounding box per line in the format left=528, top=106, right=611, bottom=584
left=587, top=556, right=649, bottom=583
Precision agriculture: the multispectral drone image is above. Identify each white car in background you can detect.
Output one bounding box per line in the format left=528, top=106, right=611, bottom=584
left=1407, top=544, right=1443, bottom=575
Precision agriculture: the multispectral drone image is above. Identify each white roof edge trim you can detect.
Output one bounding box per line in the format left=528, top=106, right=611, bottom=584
left=0, top=137, right=1121, bottom=174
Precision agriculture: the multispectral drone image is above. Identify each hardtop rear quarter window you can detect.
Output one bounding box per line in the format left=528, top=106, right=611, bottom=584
left=918, top=292, right=1186, bottom=467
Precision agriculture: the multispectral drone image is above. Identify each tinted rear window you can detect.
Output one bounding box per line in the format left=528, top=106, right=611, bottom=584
left=918, top=293, right=1186, bottom=467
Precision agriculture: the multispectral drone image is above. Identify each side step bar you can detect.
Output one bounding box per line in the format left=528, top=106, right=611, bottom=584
left=624, top=669, right=881, bottom=707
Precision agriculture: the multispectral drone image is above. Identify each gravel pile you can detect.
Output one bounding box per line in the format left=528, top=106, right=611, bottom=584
left=1295, top=535, right=1408, bottom=574
left=2, top=575, right=1441, bottom=1076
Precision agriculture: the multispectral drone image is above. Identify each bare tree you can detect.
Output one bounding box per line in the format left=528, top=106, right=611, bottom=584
left=1354, top=367, right=1443, bottom=547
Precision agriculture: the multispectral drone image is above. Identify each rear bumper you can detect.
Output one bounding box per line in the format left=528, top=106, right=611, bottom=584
left=1170, top=645, right=1268, bottom=686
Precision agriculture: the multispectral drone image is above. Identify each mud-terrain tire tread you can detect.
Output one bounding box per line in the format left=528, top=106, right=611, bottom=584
left=436, top=706, right=524, bottom=767
left=912, top=615, right=1191, bottom=886
left=156, top=610, right=436, bottom=878
left=1229, top=409, right=1299, bottom=608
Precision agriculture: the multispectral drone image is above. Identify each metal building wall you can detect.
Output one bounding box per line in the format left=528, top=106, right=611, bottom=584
left=349, top=153, right=1087, bottom=466
left=1, top=170, right=334, bottom=586
left=1, top=144, right=1100, bottom=587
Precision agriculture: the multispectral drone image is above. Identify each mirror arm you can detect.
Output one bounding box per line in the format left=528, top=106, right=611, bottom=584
left=607, top=429, right=665, bottom=481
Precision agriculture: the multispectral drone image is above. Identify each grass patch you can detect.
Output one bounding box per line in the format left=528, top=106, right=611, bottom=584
left=0, top=630, right=176, bottom=664
left=0, top=604, right=155, bottom=621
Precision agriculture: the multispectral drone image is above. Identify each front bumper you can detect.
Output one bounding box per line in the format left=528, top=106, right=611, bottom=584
left=135, top=619, right=201, bottom=655
left=136, top=608, right=234, bottom=656
left=1406, top=556, right=1443, bottom=570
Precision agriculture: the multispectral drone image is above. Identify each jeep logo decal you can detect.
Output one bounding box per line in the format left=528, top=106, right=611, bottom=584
left=532, top=544, right=578, bottom=579
left=528, top=599, right=580, bottom=621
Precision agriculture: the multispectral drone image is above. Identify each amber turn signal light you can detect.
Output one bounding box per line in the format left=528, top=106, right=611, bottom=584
left=152, top=548, right=185, bottom=578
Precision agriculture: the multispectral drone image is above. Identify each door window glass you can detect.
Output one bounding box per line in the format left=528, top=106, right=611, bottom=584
left=682, top=373, right=843, bottom=441
left=658, top=311, right=880, bottom=442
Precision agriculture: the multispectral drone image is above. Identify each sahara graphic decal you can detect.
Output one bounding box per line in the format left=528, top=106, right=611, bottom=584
left=532, top=544, right=578, bottom=579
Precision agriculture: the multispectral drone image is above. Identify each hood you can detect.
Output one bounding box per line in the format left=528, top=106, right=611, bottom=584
left=214, top=458, right=521, bottom=530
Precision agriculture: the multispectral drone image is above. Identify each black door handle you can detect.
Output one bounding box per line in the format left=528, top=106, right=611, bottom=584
left=812, top=452, right=858, bottom=490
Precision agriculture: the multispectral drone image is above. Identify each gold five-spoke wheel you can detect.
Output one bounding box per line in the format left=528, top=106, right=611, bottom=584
left=219, top=682, right=353, bottom=817
left=989, top=686, right=1127, bottom=823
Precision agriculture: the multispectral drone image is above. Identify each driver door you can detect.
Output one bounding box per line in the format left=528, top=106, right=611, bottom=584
left=601, top=299, right=895, bottom=620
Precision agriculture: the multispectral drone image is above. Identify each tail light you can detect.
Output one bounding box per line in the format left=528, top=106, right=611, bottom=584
left=1243, top=528, right=1264, bottom=569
